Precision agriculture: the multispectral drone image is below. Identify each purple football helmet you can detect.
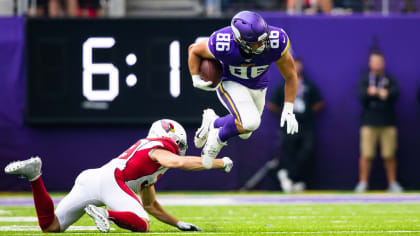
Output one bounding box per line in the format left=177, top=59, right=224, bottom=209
left=231, top=11, right=270, bottom=54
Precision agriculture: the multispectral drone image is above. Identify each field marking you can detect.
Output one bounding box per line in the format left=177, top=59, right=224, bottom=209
left=0, top=210, right=11, bottom=215
left=2, top=215, right=418, bottom=222
left=0, top=225, right=116, bottom=231
left=1, top=216, right=416, bottom=225
left=182, top=215, right=419, bottom=221
left=3, top=194, right=420, bottom=206
left=74, top=231, right=420, bottom=234
left=0, top=217, right=37, bottom=222
left=15, top=231, right=420, bottom=235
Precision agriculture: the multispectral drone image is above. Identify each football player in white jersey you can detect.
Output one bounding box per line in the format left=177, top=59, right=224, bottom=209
left=4, top=119, right=233, bottom=233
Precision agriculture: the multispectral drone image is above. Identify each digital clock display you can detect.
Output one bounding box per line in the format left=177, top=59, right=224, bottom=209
left=25, top=18, right=230, bottom=125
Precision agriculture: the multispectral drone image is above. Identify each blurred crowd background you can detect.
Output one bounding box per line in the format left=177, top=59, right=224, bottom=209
left=2, top=0, right=419, bottom=17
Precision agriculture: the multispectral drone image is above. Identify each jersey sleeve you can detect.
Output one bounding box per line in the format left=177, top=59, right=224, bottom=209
left=207, top=26, right=234, bottom=62
left=161, top=138, right=180, bottom=155
left=269, top=26, right=291, bottom=61
left=148, top=137, right=180, bottom=156
left=208, top=32, right=218, bottom=58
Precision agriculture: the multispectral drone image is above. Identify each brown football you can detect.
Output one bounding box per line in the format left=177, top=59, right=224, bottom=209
left=199, top=59, right=223, bottom=88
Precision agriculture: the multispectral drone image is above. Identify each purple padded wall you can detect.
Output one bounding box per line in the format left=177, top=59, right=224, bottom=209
left=261, top=14, right=420, bottom=190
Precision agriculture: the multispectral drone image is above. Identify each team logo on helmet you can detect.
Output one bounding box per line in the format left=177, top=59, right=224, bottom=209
left=161, top=120, right=175, bottom=133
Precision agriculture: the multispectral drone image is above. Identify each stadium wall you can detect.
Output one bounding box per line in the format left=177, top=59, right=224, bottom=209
left=261, top=14, right=420, bottom=190
left=0, top=15, right=419, bottom=191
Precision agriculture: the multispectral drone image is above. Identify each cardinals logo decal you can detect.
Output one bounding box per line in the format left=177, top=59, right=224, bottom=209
left=161, top=120, right=175, bottom=133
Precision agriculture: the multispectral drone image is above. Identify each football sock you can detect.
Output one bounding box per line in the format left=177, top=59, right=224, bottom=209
left=214, top=114, right=233, bottom=128
left=217, top=115, right=240, bottom=142
left=107, top=210, right=148, bottom=232
left=30, top=177, right=55, bottom=230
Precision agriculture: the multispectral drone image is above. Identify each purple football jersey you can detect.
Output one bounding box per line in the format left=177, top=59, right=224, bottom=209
left=208, top=25, right=290, bottom=89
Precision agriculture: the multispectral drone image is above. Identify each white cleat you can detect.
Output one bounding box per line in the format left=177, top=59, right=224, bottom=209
left=4, top=156, right=42, bottom=181
left=194, top=108, right=219, bottom=149
left=85, top=205, right=110, bottom=233
left=201, top=128, right=226, bottom=169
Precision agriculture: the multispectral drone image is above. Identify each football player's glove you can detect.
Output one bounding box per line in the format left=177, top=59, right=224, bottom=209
left=176, top=221, right=202, bottom=231
left=280, top=102, right=299, bottom=135
left=192, top=75, right=216, bottom=91
left=222, top=157, right=233, bottom=173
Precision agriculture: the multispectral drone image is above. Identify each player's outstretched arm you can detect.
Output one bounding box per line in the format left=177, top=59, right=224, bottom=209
left=150, top=149, right=233, bottom=172
left=141, top=185, right=202, bottom=231
left=275, top=50, right=299, bottom=135
left=275, top=50, right=298, bottom=105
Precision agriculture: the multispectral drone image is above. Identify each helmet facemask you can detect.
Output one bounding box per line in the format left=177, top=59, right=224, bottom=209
left=249, top=33, right=270, bottom=54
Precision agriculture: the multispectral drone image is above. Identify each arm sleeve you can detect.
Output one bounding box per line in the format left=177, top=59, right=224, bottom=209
left=148, top=138, right=179, bottom=156
left=271, top=28, right=290, bottom=61
left=279, top=29, right=290, bottom=57
left=207, top=32, right=217, bottom=58
left=162, top=139, right=180, bottom=155
left=207, top=31, right=231, bottom=61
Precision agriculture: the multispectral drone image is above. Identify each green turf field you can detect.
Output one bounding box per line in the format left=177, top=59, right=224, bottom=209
left=1, top=193, right=420, bottom=235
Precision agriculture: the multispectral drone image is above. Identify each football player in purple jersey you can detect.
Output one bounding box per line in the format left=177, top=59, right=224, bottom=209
left=188, top=11, right=299, bottom=168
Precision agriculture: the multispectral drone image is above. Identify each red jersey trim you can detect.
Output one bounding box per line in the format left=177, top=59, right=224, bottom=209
left=114, top=168, right=142, bottom=205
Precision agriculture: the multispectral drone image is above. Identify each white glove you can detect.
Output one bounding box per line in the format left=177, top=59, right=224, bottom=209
left=192, top=75, right=217, bottom=91
left=176, top=221, right=202, bottom=231
left=280, top=102, right=299, bottom=135
left=222, top=157, right=233, bottom=173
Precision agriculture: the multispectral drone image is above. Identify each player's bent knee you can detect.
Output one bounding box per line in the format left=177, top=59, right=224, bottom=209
left=112, top=211, right=149, bottom=232
left=143, top=219, right=150, bottom=232
left=42, top=227, right=60, bottom=233
left=241, top=118, right=261, bottom=132
left=239, top=132, right=252, bottom=139
left=41, top=216, right=61, bottom=233
left=133, top=217, right=149, bottom=232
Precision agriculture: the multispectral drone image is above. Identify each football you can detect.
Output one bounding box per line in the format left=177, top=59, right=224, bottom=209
left=199, top=59, right=223, bottom=88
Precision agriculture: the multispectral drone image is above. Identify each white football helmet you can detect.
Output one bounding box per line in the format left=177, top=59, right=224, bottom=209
left=147, top=119, right=188, bottom=156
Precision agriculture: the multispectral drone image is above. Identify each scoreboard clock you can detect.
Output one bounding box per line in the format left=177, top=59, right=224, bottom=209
left=25, top=18, right=230, bottom=125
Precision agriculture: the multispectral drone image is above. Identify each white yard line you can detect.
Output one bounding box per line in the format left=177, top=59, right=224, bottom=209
left=1, top=216, right=416, bottom=224
left=0, top=225, right=116, bottom=231
left=16, top=231, right=420, bottom=235
left=0, top=217, right=37, bottom=222
left=158, top=197, right=235, bottom=206
left=0, top=210, right=11, bottom=215
left=2, top=194, right=420, bottom=206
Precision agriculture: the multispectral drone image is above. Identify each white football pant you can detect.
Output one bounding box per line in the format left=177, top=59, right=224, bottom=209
left=54, top=159, right=149, bottom=231
left=216, top=80, right=267, bottom=139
